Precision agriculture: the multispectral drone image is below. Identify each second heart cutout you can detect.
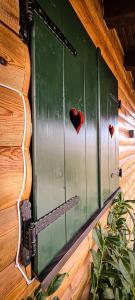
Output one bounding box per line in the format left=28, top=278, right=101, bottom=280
left=70, top=108, right=84, bottom=134
left=109, top=124, right=115, bottom=138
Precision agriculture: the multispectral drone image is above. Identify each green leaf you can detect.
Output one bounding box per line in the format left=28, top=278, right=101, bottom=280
left=121, top=278, right=130, bottom=293
left=47, top=273, right=67, bottom=296
left=34, top=287, right=42, bottom=297
left=119, top=259, right=133, bottom=287
left=92, top=226, right=104, bottom=250
left=103, top=287, right=114, bottom=299
left=101, top=270, right=119, bottom=279
left=128, top=251, right=135, bottom=277
left=92, top=249, right=101, bottom=269
left=115, top=288, right=120, bottom=300
left=107, top=212, right=113, bottom=225
left=90, top=263, right=97, bottom=293
left=52, top=297, right=59, bottom=300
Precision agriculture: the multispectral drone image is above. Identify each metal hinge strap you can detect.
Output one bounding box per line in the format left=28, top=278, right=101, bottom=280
left=32, top=196, right=80, bottom=235
left=111, top=168, right=122, bottom=178
left=19, top=0, right=77, bottom=55
left=20, top=196, right=80, bottom=266
left=33, top=0, right=77, bottom=56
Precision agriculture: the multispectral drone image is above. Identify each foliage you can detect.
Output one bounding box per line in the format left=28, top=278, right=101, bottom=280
left=25, top=273, right=67, bottom=300
left=90, top=192, right=135, bottom=300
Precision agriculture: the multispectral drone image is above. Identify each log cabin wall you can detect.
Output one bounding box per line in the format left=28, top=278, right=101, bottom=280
left=0, top=1, right=38, bottom=299
left=0, top=0, right=135, bottom=300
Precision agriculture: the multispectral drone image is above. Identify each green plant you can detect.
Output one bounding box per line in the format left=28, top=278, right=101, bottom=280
left=90, top=192, right=135, bottom=300
left=25, top=273, right=67, bottom=300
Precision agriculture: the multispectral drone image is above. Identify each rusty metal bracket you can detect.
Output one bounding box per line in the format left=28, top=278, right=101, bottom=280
left=19, top=0, right=33, bottom=42
left=19, top=0, right=77, bottom=55
left=20, top=196, right=80, bottom=266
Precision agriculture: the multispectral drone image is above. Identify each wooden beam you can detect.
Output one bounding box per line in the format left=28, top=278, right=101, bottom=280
left=124, top=52, right=135, bottom=72
left=103, top=0, right=135, bottom=29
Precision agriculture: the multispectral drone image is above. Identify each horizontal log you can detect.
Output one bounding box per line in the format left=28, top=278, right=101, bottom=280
left=119, top=149, right=135, bottom=160
left=80, top=281, right=90, bottom=300
left=119, top=128, right=129, bottom=139
left=0, top=206, right=18, bottom=272
left=0, top=147, right=32, bottom=210
left=0, top=23, right=30, bottom=95
left=7, top=279, right=40, bottom=300
left=0, top=227, right=18, bottom=272
left=0, top=0, right=19, bottom=34
left=119, top=87, right=135, bottom=113
left=0, top=263, right=38, bottom=300
left=0, top=262, right=24, bottom=300
left=119, top=109, right=135, bottom=128
left=0, top=87, right=31, bottom=147
left=119, top=137, right=135, bottom=146
left=120, top=165, right=135, bottom=187
left=0, top=205, right=17, bottom=237
left=120, top=157, right=135, bottom=170
left=119, top=115, right=135, bottom=130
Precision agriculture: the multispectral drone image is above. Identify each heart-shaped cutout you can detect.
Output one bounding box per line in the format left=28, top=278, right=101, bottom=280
left=70, top=108, right=84, bottom=134
left=109, top=124, right=115, bottom=138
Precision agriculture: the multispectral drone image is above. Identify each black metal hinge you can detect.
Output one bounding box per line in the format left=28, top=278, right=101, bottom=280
left=111, top=168, right=122, bottom=178
left=20, top=196, right=80, bottom=266
left=19, top=0, right=77, bottom=55
left=109, top=93, right=121, bottom=109
left=19, top=0, right=33, bottom=42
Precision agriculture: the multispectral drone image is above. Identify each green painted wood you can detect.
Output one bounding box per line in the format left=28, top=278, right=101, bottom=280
left=63, top=3, right=86, bottom=241
left=31, top=0, right=118, bottom=276
left=99, top=53, right=118, bottom=205
left=31, top=5, right=66, bottom=275
left=84, top=40, right=99, bottom=219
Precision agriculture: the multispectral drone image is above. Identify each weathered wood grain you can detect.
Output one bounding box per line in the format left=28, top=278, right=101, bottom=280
left=0, top=87, right=31, bottom=147
left=0, top=0, right=19, bottom=34
left=0, top=262, right=24, bottom=300
left=0, top=227, right=18, bottom=272
left=0, top=205, right=17, bottom=236
left=0, top=23, right=30, bottom=95
left=0, top=147, right=32, bottom=210
left=0, top=262, right=39, bottom=300
left=0, top=206, right=18, bottom=272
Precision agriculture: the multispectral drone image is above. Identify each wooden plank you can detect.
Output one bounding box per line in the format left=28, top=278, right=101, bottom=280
left=119, top=148, right=135, bottom=160
left=0, top=23, right=30, bottom=95
left=0, top=262, right=39, bottom=300
left=0, top=227, right=18, bottom=272
left=6, top=278, right=39, bottom=300
left=0, top=147, right=31, bottom=210
left=0, top=206, right=18, bottom=271
left=0, top=205, right=17, bottom=237
left=0, top=262, right=24, bottom=300
left=0, top=0, right=19, bottom=34
left=0, top=87, right=31, bottom=147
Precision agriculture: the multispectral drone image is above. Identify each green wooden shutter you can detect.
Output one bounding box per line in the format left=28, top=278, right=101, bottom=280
left=98, top=52, right=119, bottom=205
left=31, top=3, right=66, bottom=275
left=31, top=0, right=118, bottom=276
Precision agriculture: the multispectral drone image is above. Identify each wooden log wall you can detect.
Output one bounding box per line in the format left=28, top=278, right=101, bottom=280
left=0, top=1, right=39, bottom=299
left=0, top=0, right=135, bottom=299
